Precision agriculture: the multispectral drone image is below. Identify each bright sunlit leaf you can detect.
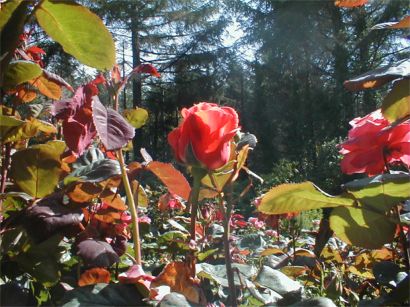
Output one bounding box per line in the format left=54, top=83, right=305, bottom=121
left=3, top=118, right=57, bottom=143
left=344, top=173, right=410, bottom=213
left=123, top=107, right=148, bottom=129
left=35, top=0, right=115, bottom=70
left=146, top=161, right=191, bottom=200
left=329, top=206, right=397, bottom=249
left=381, top=79, right=410, bottom=122
left=78, top=268, right=110, bottom=287
left=3, top=61, right=42, bottom=89
left=258, top=182, right=354, bottom=215
left=335, top=0, right=368, bottom=8
left=30, top=74, right=62, bottom=100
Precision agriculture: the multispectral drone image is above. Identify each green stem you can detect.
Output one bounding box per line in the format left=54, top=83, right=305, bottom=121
left=222, top=184, right=238, bottom=307
left=189, top=168, right=206, bottom=241
left=117, top=149, right=141, bottom=265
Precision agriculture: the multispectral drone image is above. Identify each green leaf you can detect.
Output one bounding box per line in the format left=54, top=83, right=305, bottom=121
left=123, top=107, right=149, bottom=129
left=132, top=181, right=149, bottom=207
left=158, top=231, right=188, bottom=245
left=3, top=118, right=57, bottom=144
left=3, top=61, right=42, bottom=89
left=202, top=145, right=250, bottom=192
left=0, top=0, right=23, bottom=31
left=13, top=234, right=63, bottom=286
left=35, top=0, right=115, bottom=70
left=1, top=192, right=33, bottom=218
left=258, top=182, right=354, bottom=215
left=344, top=173, right=410, bottom=213
left=65, top=158, right=121, bottom=184
left=196, top=263, right=257, bottom=287
left=10, top=142, right=64, bottom=198
left=60, top=283, right=146, bottom=306
left=0, top=115, right=25, bottom=142
left=0, top=0, right=29, bottom=86
left=197, top=248, right=218, bottom=261
left=381, top=79, right=410, bottom=122
left=329, top=206, right=397, bottom=249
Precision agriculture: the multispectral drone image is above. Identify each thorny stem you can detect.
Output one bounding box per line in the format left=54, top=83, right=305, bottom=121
left=187, top=167, right=206, bottom=277
left=189, top=168, right=206, bottom=242
left=117, top=149, right=141, bottom=264
left=210, top=170, right=238, bottom=307
left=112, top=88, right=141, bottom=264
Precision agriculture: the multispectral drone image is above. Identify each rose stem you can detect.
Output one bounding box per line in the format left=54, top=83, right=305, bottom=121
left=188, top=167, right=206, bottom=277
left=113, top=91, right=141, bottom=265
left=189, top=167, right=206, bottom=242
left=117, top=149, right=141, bottom=265
left=219, top=184, right=238, bottom=307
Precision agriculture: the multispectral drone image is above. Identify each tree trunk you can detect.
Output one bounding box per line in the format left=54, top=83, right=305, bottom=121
left=131, top=21, right=143, bottom=160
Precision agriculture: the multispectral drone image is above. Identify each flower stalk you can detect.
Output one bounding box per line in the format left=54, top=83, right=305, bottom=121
left=117, top=149, right=141, bottom=265
left=219, top=184, right=238, bottom=307
left=189, top=167, right=206, bottom=242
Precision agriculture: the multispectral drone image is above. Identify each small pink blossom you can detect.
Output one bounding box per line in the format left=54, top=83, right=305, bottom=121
left=253, top=197, right=262, bottom=208
left=265, top=229, right=278, bottom=237
left=138, top=215, right=151, bottom=224
left=248, top=217, right=265, bottom=229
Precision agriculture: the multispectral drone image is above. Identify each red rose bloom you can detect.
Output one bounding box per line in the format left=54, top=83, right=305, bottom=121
left=339, top=109, right=410, bottom=176
left=168, top=102, right=239, bottom=170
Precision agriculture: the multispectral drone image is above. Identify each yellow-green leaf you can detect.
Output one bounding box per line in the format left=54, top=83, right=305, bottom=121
left=329, top=206, right=396, bottom=249
left=0, top=115, right=25, bottom=142
left=132, top=180, right=148, bottom=207
left=123, top=107, right=149, bottom=129
left=0, top=0, right=29, bottom=87
left=3, top=118, right=57, bottom=143
left=381, top=79, right=410, bottom=122
left=10, top=142, right=64, bottom=198
left=0, top=0, right=23, bottom=31
left=3, top=61, right=42, bottom=89
left=35, top=0, right=115, bottom=70
left=258, top=182, right=354, bottom=215
left=344, top=173, right=410, bottom=213
left=260, top=248, right=285, bottom=257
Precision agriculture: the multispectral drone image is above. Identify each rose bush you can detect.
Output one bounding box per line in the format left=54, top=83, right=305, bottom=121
left=168, top=102, right=239, bottom=170
left=339, top=109, right=410, bottom=175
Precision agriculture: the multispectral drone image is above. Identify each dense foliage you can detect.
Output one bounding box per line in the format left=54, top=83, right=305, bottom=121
left=0, top=0, right=409, bottom=306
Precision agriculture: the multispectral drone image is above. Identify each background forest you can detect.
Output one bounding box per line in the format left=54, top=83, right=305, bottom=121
left=38, top=0, right=409, bottom=186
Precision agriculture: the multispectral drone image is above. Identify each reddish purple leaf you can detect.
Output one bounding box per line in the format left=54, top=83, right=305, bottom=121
left=23, top=192, right=83, bottom=243
left=77, top=239, right=119, bottom=267
left=63, top=118, right=96, bottom=157
left=92, top=96, right=135, bottom=151
left=52, top=87, right=96, bottom=156
left=132, top=64, right=160, bottom=78
left=52, top=87, right=87, bottom=120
